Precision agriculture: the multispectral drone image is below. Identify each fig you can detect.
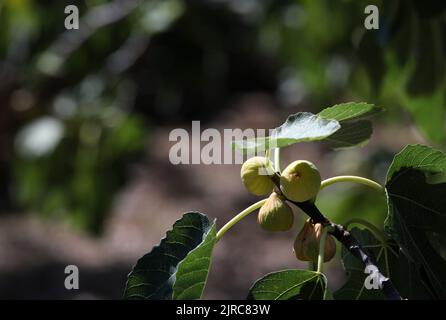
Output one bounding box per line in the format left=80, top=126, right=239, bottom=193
left=241, top=156, right=274, bottom=196
left=258, top=192, right=294, bottom=232
left=280, top=160, right=321, bottom=202
left=293, top=220, right=336, bottom=262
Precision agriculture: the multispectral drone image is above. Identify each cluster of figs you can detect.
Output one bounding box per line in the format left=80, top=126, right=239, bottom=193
left=241, top=157, right=336, bottom=263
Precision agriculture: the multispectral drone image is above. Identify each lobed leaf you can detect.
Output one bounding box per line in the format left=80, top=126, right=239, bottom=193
left=385, top=144, right=446, bottom=298
left=232, top=102, right=382, bottom=153
left=232, top=112, right=339, bottom=153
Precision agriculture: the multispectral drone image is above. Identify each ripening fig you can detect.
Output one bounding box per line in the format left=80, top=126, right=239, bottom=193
left=240, top=156, right=274, bottom=196
left=293, top=220, right=336, bottom=262
left=258, top=192, right=294, bottom=232
left=280, top=160, right=321, bottom=202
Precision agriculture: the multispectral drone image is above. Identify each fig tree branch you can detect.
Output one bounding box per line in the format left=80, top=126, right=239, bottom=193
left=296, top=200, right=401, bottom=300
left=271, top=174, right=402, bottom=300
left=327, top=220, right=402, bottom=300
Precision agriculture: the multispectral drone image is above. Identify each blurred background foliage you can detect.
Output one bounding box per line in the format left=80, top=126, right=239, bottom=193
left=0, top=0, right=445, bottom=236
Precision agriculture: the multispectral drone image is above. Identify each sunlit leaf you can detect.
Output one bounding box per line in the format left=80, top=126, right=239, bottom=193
left=232, top=112, right=340, bottom=153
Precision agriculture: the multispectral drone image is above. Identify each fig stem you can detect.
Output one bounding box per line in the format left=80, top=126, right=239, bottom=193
left=265, top=149, right=270, bottom=164
left=274, top=148, right=281, bottom=173
left=317, top=225, right=334, bottom=274
left=265, top=149, right=276, bottom=176
left=320, top=175, right=384, bottom=193
left=216, top=198, right=267, bottom=241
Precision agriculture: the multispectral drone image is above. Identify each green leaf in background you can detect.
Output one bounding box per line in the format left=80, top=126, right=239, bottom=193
left=335, top=227, right=431, bottom=300
left=319, top=102, right=383, bottom=149
left=401, top=88, right=446, bottom=144
left=247, top=269, right=329, bottom=300
left=124, top=212, right=216, bottom=300
left=232, top=112, right=340, bottom=153
left=385, top=144, right=446, bottom=299
left=357, top=31, right=387, bottom=95
left=405, top=20, right=444, bottom=97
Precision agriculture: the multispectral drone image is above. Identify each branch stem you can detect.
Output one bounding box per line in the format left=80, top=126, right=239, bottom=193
left=317, top=225, right=334, bottom=274
left=329, top=223, right=400, bottom=299
left=216, top=172, right=401, bottom=299
left=273, top=179, right=401, bottom=300
left=274, top=148, right=281, bottom=173
left=321, top=175, right=384, bottom=193
left=216, top=199, right=267, bottom=241
left=345, top=218, right=388, bottom=245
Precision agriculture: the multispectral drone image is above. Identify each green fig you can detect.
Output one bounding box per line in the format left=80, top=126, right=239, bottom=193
left=258, top=192, right=294, bottom=232
left=241, top=156, right=274, bottom=196
left=280, top=160, right=321, bottom=202
left=293, top=220, right=336, bottom=262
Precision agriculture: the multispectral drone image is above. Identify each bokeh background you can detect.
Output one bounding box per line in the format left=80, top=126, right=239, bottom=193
left=0, top=0, right=445, bottom=299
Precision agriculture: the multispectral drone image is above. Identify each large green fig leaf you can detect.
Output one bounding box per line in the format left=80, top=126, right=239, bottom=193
left=232, top=112, right=339, bottom=153
left=248, top=269, right=330, bottom=300
left=385, top=145, right=446, bottom=299
left=232, top=102, right=382, bottom=153
left=124, top=212, right=216, bottom=300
